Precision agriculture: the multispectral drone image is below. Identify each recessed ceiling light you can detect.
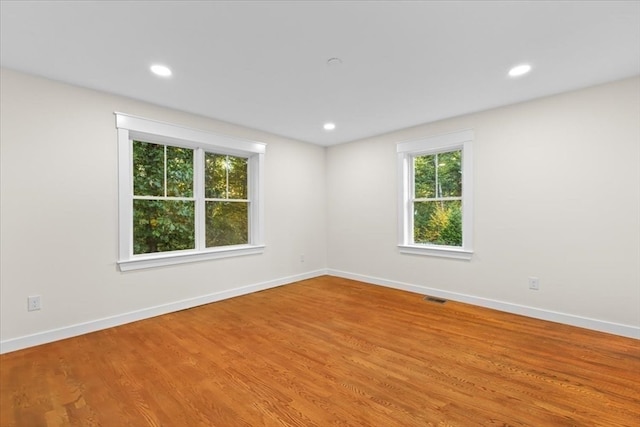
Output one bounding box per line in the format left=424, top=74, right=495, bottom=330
left=323, top=122, right=336, bottom=131
left=150, top=64, right=172, bottom=77
left=508, top=64, right=532, bottom=77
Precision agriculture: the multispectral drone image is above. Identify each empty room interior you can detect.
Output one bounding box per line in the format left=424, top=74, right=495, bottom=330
left=1, top=1, right=639, bottom=426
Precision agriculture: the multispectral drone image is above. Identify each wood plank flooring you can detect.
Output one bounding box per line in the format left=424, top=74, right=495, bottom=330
left=1, top=275, right=639, bottom=426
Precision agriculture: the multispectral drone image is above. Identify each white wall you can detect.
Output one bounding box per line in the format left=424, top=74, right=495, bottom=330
left=326, top=77, right=640, bottom=336
left=0, top=69, right=327, bottom=351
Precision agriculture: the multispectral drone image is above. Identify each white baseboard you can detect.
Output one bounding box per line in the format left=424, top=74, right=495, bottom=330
left=327, top=269, right=640, bottom=340
left=0, top=269, right=327, bottom=354
left=4, top=268, right=636, bottom=354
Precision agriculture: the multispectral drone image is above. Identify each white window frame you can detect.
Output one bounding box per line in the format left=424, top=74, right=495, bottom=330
left=116, top=113, right=265, bottom=271
left=397, top=130, right=474, bottom=260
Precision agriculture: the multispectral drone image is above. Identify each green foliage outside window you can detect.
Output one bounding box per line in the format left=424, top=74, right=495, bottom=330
left=414, top=200, right=462, bottom=246
left=205, top=154, right=247, bottom=199
left=133, top=199, right=195, bottom=254
left=132, top=141, right=249, bottom=255
left=133, top=143, right=193, bottom=198
left=413, top=150, right=463, bottom=246
left=132, top=141, right=195, bottom=254
left=204, top=153, right=249, bottom=247
left=206, top=202, right=248, bottom=247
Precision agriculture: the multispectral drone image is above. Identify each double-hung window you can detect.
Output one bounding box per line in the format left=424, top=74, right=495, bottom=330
left=397, top=130, right=473, bottom=260
left=116, top=113, right=265, bottom=271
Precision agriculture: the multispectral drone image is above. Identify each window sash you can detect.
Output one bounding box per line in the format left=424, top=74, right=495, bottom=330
left=413, top=197, right=462, bottom=202
left=133, top=196, right=196, bottom=201
left=412, top=150, right=462, bottom=200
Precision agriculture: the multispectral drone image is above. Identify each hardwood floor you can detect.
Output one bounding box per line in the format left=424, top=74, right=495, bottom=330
left=1, top=276, right=639, bottom=426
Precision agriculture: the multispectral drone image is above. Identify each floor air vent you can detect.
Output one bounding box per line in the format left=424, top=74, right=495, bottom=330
left=424, top=296, right=447, bottom=304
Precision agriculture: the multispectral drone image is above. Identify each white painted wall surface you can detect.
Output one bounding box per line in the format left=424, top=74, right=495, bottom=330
left=326, top=77, right=640, bottom=334
left=0, top=69, right=327, bottom=351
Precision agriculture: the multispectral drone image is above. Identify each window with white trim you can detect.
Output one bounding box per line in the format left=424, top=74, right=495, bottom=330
left=116, top=113, right=265, bottom=271
left=397, top=130, right=473, bottom=260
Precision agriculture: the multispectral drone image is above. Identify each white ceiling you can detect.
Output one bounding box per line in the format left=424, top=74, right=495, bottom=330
left=1, top=1, right=639, bottom=146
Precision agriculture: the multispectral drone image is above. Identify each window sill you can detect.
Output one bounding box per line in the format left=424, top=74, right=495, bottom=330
left=398, top=244, right=473, bottom=260
left=118, top=245, right=265, bottom=271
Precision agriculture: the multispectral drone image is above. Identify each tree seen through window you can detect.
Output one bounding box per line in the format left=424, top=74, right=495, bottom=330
left=413, top=150, right=462, bottom=246
left=132, top=141, right=249, bottom=254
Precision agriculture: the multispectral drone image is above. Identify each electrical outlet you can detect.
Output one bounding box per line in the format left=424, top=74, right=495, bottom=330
left=28, top=295, right=41, bottom=311
left=300, top=254, right=305, bottom=263
left=528, top=277, right=540, bottom=291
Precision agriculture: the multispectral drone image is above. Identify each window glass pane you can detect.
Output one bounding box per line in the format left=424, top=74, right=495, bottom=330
left=204, top=154, right=248, bottom=199
left=414, top=200, right=462, bottom=246
left=133, top=200, right=195, bottom=254
left=204, top=153, right=227, bottom=199
left=227, top=156, right=248, bottom=199
left=166, top=146, right=193, bottom=197
left=133, top=141, right=164, bottom=196
left=437, top=150, right=462, bottom=197
left=414, top=155, right=436, bottom=198
left=206, top=201, right=248, bottom=247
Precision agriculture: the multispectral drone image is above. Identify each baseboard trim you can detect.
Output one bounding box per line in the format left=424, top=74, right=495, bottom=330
left=327, top=269, right=640, bottom=340
left=0, top=269, right=328, bottom=354
left=4, top=268, right=636, bottom=354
